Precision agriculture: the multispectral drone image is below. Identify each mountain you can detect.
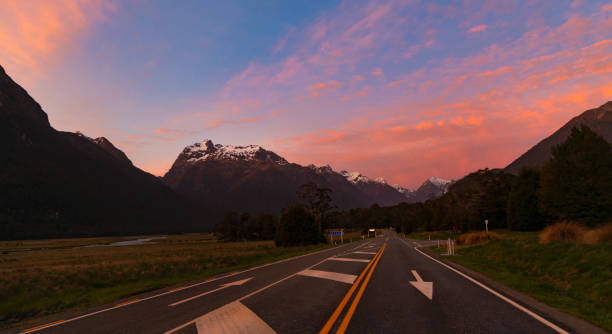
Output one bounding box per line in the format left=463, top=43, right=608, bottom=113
left=505, top=101, right=612, bottom=174
left=0, top=64, right=196, bottom=239
left=339, top=171, right=408, bottom=206
left=397, top=177, right=452, bottom=203
left=163, top=140, right=376, bottom=219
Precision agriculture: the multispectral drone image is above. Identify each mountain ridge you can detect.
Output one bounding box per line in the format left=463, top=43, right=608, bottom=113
left=505, top=101, right=612, bottom=173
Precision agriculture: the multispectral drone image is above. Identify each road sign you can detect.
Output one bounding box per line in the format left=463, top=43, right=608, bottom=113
left=329, top=229, right=344, bottom=243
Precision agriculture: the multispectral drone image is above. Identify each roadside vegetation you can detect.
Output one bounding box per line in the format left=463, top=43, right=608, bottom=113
left=0, top=234, right=331, bottom=329
left=430, top=230, right=612, bottom=332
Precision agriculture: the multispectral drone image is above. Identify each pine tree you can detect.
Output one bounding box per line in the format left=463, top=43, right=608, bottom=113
left=540, top=125, right=612, bottom=226
left=507, top=168, right=545, bottom=230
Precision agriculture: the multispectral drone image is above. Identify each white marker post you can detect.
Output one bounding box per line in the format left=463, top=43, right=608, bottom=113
left=485, top=219, right=489, bottom=234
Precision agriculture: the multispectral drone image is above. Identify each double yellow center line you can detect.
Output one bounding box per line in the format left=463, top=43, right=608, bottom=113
left=320, top=242, right=387, bottom=334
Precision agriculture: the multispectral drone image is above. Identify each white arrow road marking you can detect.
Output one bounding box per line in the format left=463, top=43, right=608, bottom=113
left=169, top=278, right=253, bottom=307
left=298, top=269, right=357, bottom=284
left=329, top=257, right=370, bottom=263
left=410, top=270, right=433, bottom=300
left=194, top=301, right=276, bottom=334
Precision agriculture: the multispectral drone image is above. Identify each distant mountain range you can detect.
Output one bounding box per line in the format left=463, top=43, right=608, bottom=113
left=505, top=101, right=612, bottom=173
left=162, top=139, right=450, bottom=220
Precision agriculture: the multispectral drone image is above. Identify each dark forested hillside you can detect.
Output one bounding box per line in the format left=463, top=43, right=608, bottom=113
left=0, top=65, right=198, bottom=239
left=505, top=101, right=612, bottom=174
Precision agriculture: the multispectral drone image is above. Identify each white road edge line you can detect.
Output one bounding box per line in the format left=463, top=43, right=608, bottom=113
left=23, top=240, right=367, bottom=333
left=401, top=238, right=569, bottom=334
left=164, top=242, right=368, bottom=334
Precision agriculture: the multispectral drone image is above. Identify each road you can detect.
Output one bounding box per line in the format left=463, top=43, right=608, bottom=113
left=13, top=231, right=574, bottom=334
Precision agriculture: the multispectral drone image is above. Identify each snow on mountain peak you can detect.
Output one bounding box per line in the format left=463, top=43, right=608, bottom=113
left=340, top=170, right=372, bottom=184
left=427, top=176, right=450, bottom=187
left=182, top=139, right=288, bottom=165
left=393, top=184, right=411, bottom=194
left=307, top=164, right=334, bottom=174
left=374, top=177, right=387, bottom=184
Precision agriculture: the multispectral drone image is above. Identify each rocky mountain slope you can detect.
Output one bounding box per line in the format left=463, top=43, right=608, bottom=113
left=0, top=65, right=196, bottom=239
left=505, top=101, right=612, bottom=174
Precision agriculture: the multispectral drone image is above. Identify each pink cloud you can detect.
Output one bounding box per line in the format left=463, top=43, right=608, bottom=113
left=371, top=67, right=383, bottom=76
left=468, top=25, right=488, bottom=33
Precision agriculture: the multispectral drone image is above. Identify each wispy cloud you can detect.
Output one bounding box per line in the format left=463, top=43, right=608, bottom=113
left=468, top=25, right=488, bottom=33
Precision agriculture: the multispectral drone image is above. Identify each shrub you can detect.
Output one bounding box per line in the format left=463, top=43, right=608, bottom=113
left=539, top=222, right=587, bottom=244
left=456, top=232, right=500, bottom=245
left=584, top=223, right=612, bottom=244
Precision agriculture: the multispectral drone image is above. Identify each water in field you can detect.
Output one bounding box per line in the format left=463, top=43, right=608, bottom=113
left=82, top=236, right=167, bottom=248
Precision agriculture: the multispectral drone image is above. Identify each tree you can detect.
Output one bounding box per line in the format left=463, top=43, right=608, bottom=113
left=275, top=204, right=320, bottom=246
left=507, top=168, right=545, bottom=231
left=297, top=182, right=337, bottom=235
left=540, top=125, right=612, bottom=226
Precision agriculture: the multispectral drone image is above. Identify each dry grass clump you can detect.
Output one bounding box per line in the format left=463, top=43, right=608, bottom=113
left=539, top=222, right=587, bottom=244
left=584, top=223, right=612, bottom=244
left=457, top=232, right=500, bottom=246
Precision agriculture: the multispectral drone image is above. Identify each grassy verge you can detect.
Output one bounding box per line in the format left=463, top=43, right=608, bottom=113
left=429, top=231, right=612, bottom=332
left=0, top=234, right=333, bottom=329
left=404, top=230, right=458, bottom=240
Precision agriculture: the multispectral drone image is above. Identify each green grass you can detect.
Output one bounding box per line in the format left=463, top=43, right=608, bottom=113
left=0, top=234, right=332, bottom=329
left=431, top=231, right=612, bottom=332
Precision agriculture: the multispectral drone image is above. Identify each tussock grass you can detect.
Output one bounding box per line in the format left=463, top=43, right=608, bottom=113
left=456, top=232, right=500, bottom=246
left=0, top=234, right=329, bottom=329
left=584, top=223, right=612, bottom=244
left=539, top=222, right=587, bottom=244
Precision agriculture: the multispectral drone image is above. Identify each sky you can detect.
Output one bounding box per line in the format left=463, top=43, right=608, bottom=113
left=1, top=0, right=611, bottom=189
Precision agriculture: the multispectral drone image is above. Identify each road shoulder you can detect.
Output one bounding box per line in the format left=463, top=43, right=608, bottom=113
left=418, top=245, right=608, bottom=334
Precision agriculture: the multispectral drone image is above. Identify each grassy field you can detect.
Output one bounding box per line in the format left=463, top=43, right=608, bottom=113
left=428, top=231, right=612, bottom=332
left=0, top=234, right=332, bottom=329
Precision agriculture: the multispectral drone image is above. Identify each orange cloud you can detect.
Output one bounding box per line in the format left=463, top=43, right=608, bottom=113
left=371, top=68, right=383, bottom=76
left=0, top=0, right=116, bottom=83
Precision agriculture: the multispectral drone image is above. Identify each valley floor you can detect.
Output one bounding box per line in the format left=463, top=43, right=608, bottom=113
left=0, top=234, right=335, bottom=329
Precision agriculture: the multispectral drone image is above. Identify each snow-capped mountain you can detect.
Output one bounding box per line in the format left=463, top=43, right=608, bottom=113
left=182, top=139, right=288, bottom=165
left=163, top=141, right=377, bottom=218
left=339, top=170, right=406, bottom=206
left=394, top=185, right=411, bottom=195
left=402, top=177, right=453, bottom=202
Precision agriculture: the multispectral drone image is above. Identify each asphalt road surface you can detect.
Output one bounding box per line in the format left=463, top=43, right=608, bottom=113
left=13, top=231, right=574, bottom=334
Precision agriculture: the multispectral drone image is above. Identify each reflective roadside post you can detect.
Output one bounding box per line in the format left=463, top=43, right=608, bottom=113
left=485, top=219, right=489, bottom=234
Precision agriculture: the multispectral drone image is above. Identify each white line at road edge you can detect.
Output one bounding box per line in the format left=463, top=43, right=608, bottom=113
left=22, top=241, right=369, bottom=333
left=165, top=242, right=377, bottom=334
left=400, top=238, right=569, bottom=334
